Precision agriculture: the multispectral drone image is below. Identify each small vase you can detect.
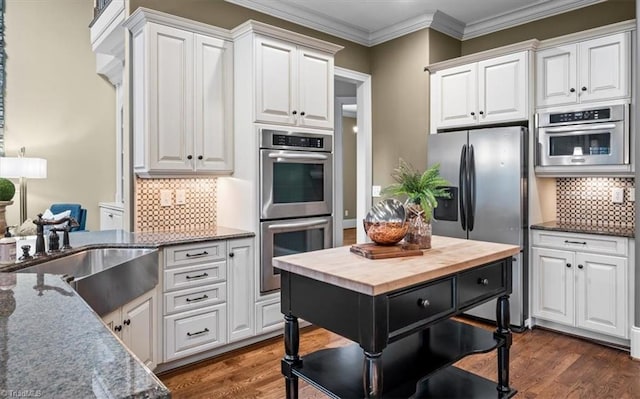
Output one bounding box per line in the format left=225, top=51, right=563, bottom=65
left=404, top=203, right=432, bottom=249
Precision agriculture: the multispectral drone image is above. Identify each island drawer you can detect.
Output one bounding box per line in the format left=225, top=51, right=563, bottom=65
left=164, top=241, right=227, bottom=268
left=458, top=261, right=506, bottom=308
left=388, top=277, right=454, bottom=333
left=164, top=261, right=227, bottom=292
left=164, top=282, right=227, bottom=315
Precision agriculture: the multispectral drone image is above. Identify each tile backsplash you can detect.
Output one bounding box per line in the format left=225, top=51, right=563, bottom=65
left=135, top=177, right=217, bottom=232
left=556, top=177, right=635, bottom=227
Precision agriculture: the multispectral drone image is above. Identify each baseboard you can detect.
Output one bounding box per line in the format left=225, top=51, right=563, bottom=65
left=631, top=326, right=640, bottom=359
left=342, top=218, right=356, bottom=229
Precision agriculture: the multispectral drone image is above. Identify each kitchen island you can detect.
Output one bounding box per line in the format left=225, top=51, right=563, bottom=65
left=273, top=235, right=520, bottom=398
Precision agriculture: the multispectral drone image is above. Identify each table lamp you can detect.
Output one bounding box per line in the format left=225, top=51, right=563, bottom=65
left=0, top=147, right=47, bottom=224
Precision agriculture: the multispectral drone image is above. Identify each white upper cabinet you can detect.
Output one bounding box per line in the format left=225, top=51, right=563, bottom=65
left=536, top=31, right=630, bottom=108
left=255, top=35, right=334, bottom=129
left=126, top=9, right=234, bottom=177
left=430, top=51, right=528, bottom=131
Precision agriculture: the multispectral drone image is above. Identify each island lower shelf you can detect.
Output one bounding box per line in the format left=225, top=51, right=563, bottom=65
left=293, top=319, right=516, bottom=398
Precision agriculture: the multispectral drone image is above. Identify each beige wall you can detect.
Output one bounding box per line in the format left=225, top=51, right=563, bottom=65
left=370, top=29, right=430, bottom=190
left=342, top=116, right=357, bottom=219
left=129, top=0, right=371, bottom=74
left=461, top=0, right=635, bottom=55
left=5, top=0, right=115, bottom=230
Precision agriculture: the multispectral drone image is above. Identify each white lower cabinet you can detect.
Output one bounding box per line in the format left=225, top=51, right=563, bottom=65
left=532, top=230, right=628, bottom=339
left=255, top=297, right=284, bottom=334
left=161, top=237, right=255, bottom=363
left=103, top=288, right=158, bottom=369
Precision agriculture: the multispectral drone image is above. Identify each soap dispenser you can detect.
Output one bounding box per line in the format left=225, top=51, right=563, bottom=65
left=0, top=227, right=16, bottom=265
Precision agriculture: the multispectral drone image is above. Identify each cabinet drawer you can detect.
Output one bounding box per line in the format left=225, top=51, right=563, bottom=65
left=164, top=282, right=227, bottom=315
left=388, top=278, right=455, bottom=333
left=164, top=241, right=227, bottom=268
left=164, top=261, right=226, bottom=291
left=458, top=261, right=506, bottom=308
left=532, top=230, right=627, bottom=256
left=164, top=304, right=227, bottom=362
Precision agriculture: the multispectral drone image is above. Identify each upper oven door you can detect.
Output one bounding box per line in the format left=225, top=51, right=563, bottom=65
left=260, top=149, right=333, bottom=219
left=538, top=122, right=627, bottom=166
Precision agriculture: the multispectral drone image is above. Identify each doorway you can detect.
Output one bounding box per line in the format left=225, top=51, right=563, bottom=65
left=333, top=67, right=372, bottom=246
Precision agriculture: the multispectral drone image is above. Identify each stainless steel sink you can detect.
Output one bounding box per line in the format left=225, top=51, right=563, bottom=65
left=17, top=248, right=158, bottom=316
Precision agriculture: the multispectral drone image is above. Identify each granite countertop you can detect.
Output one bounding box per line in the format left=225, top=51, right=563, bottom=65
left=273, top=235, right=519, bottom=295
left=531, top=221, right=635, bottom=238
left=0, top=272, right=170, bottom=399
left=0, top=225, right=254, bottom=398
left=1, top=226, right=255, bottom=273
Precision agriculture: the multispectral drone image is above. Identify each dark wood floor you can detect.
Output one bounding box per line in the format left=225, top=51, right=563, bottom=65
left=159, top=321, right=640, bottom=398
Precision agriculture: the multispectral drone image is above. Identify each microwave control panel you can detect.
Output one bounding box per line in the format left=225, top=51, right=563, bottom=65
left=549, top=108, right=611, bottom=124
left=272, top=134, right=324, bottom=149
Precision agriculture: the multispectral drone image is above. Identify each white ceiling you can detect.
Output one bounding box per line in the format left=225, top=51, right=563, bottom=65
left=225, top=0, right=606, bottom=46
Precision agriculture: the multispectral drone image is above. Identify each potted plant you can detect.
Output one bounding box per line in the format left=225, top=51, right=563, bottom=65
left=382, top=159, right=450, bottom=249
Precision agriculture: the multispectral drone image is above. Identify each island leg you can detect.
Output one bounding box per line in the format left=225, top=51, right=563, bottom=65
left=363, top=351, right=383, bottom=398
left=282, top=314, right=301, bottom=399
left=495, top=294, right=512, bottom=394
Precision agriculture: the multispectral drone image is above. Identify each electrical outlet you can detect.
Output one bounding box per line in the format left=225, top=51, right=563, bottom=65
left=629, top=188, right=635, bottom=202
left=611, top=187, right=624, bottom=204
left=160, top=189, right=173, bottom=207
left=344, top=210, right=349, bottom=217
left=176, top=189, right=187, bottom=205
left=372, top=185, right=381, bottom=197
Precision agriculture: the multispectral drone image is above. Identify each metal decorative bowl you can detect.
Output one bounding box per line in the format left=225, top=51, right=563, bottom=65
left=363, top=199, right=408, bottom=245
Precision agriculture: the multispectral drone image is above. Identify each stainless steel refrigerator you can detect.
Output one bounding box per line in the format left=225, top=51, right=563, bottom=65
left=428, top=126, right=528, bottom=329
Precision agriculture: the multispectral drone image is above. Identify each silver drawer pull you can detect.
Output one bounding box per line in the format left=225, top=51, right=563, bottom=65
left=186, top=294, right=209, bottom=302
left=187, top=328, right=210, bottom=337
left=186, top=251, right=209, bottom=258
left=418, top=298, right=430, bottom=308
left=478, top=278, right=489, bottom=286
left=185, top=272, right=209, bottom=280
left=564, top=240, right=587, bottom=245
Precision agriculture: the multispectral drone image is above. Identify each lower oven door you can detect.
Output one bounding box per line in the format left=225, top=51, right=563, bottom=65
left=537, top=122, right=627, bottom=166
left=260, top=216, right=333, bottom=293
left=260, top=149, right=333, bottom=220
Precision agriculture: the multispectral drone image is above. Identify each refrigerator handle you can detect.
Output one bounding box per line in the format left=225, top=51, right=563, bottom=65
left=459, top=144, right=467, bottom=231
left=468, top=144, right=476, bottom=231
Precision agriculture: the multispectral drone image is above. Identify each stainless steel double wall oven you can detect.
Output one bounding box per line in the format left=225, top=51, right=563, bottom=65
left=259, top=128, right=333, bottom=293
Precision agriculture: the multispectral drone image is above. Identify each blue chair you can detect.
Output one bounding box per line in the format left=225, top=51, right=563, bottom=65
left=50, top=203, right=87, bottom=231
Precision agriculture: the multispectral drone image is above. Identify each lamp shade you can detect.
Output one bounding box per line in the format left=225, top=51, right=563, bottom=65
left=0, top=157, right=47, bottom=179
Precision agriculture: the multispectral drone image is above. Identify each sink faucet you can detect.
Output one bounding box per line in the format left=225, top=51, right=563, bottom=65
left=32, top=214, right=79, bottom=256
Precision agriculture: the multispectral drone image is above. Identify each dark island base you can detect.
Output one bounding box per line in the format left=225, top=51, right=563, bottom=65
left=291, top=319, right=513, bottom=398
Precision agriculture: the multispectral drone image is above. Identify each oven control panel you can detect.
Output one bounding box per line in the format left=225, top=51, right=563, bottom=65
left=549, top=108, right=611, bottom=124
left=272, top=134, right=324, bottom=149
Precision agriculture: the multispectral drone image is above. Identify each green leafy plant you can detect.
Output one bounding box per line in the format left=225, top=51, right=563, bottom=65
left=382, top=159, right=450, bottom=222
left=0, top=178, right=15, bottom=202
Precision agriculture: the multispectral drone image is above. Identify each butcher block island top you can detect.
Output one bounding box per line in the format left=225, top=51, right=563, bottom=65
left=273, top=235, right=520, bottom=296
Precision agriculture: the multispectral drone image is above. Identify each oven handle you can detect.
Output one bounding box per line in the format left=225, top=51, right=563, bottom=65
left=542, top=123, right=617, bottom=133
left=268, top=153, right=329, bottom=160
left=267, top=219, right=329, bottom=230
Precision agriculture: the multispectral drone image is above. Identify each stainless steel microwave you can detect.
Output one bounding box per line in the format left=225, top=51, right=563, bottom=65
left=536, top=104, right=629, bottom=169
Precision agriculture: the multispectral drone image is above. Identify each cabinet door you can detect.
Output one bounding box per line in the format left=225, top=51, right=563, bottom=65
left=532, top=247, right=574, bottom=326
left=478, top=52, right=527, bottom=124
left=575, top=253, right=627, bottom=338
left=147, top=23, right=194, bottom=171
left=255, top=36, right=297, bottom=125
left=99, top=206, right=124, bottom=230
left=122, top=289, right=157, bottom=370
left=431, top=63, right=478, bottom=129
left=102, top=308, right=122, bottom=338
left=194, top=34, right=234, bottom=173
left=297, top=47, right=334, bottom=129
left=227, top=238, right=255, bottom=342
left=578, top=32, right=630, bottom=103
left=536, top=44, right=577, bottom=107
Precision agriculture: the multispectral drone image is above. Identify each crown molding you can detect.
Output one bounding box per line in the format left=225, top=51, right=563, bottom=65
left=226, top=0, right=614, bottom=47
left=462, top=0, right=607, bottom=40
left=232, top=20, right=343, bottom=54
left=124, top=7, right=232, bottom=40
